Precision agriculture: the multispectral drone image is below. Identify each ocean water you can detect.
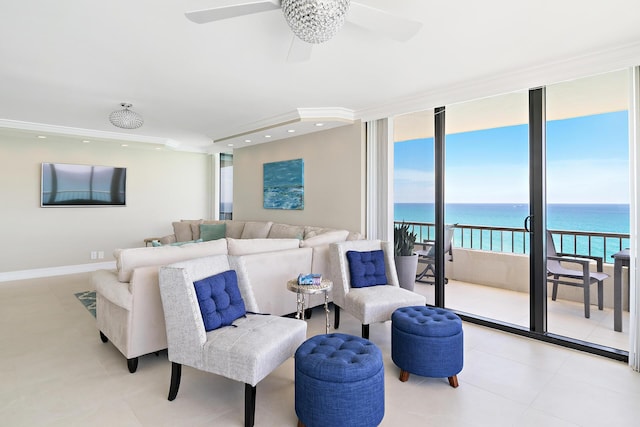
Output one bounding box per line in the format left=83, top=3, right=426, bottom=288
left=395, top=203, right=630, bottom=257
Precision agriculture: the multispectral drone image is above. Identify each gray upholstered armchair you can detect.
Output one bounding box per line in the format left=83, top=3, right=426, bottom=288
left=329, top=240, right=427, bottom=339
left=158, top=255, right=307, bottom=427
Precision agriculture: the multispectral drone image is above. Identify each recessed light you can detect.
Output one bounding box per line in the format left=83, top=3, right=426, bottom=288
left=227, top=143, right=234, bottom=147
left=37, top=135, right=47, bottom=139
left=264, top=135, right=272, bottom=138
left=315, top=123, right=324, bottom=127
left=121, top=144, right=128, bottom=147
left=244, top=139, right=251, bottom=143
left=82, top=140, right=90, bottom=143
left=287, top=129, right=296, bottom=133
left=155, top=147, right=162, bottom=150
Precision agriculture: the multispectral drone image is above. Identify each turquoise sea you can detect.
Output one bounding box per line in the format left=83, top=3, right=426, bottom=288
left=394, top=203, right=630, bottom=257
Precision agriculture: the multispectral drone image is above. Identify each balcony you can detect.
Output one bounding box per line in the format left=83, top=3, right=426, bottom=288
left=395, top=221, right=631, bottom=352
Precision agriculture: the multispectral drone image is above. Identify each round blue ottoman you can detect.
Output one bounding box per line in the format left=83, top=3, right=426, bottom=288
left=391, top=306, right=463, bottom=387
left=295, top=333, right=384, bottom=427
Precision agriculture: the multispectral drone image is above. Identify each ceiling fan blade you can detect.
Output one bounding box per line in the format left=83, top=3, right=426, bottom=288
left=347, top=2, right=422, bottom=41
left=287, top=36, right=313, bottom=63
left=185, top=0, right=280, bottom=24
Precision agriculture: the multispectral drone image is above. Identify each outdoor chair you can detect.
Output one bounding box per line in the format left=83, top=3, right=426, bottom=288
left=329, top=239, right=426, bottom=340
left=546, top=230, right=609, bottom=318
left=415, top=224, right=456, bottom=284
left=158, top=255, right=307, bottom=427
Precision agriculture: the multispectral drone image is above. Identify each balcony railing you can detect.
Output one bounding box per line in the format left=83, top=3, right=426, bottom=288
left=394, top=221, right=629, bottom=263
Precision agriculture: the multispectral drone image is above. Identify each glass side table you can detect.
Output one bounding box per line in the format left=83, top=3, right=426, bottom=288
left=286, top=278, right=333, bottom=334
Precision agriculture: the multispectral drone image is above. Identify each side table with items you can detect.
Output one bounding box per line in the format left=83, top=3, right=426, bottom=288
left=287, top=277, right=333, bottom=334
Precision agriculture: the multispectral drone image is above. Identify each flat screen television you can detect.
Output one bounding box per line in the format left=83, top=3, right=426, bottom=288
left=41, top=162, right=126, bottom=207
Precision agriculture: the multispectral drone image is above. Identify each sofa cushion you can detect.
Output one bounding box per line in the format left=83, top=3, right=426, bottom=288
left=193, top=270, right=246, bottom=331
left=200, top=223, right=226, bottom=241
left=303, top=226, right=334, bottom=239
left=268, top=223, right=305, bottom=239
left=241, top=221, right=273, bottom=239
left=346, top=250, right=388, bottom=288
left=152, top=239, right=203, bottom=247
left=300, top=229, right=349, bottom=248
left=115, top=239, right=229, bottom=282
left=227, top=238, right=300, bottom=256
left=172, top=221, right=193, bottom=242
left=224, top=220, right=245, bottom=238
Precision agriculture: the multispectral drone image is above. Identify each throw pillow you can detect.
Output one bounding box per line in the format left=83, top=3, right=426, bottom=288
left=172, top=221, right=193, bottom=242
left=200, top=223, right=226, bottom=241
left=346, top=250, right=388, bottom=288
left=193, top=270, right=246, bottom=332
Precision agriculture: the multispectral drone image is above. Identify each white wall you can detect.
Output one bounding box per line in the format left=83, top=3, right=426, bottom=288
left=0, top=133, right=211, bottom=275
left=232, top=122, right=366, bottom=234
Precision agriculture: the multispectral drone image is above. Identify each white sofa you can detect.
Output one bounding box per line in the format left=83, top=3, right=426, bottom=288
left=92, top=220, right=361, bottom=372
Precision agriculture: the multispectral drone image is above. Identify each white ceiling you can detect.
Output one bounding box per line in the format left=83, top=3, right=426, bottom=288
left=1, top=0, right=640, bottom=153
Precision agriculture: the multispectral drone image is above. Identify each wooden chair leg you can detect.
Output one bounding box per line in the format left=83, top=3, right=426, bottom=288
left=399, top=370, right=409, bottom=382
left=448, top=375, right=459, bottom=388
left=297, top=420, right=305, bottom=427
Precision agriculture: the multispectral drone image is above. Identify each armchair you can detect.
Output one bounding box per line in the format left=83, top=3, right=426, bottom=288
left=329, top=240, right=426, bottom=339
left=158, top=255, right=307, bottom=427
left=546, top=231, right=609, bottom=318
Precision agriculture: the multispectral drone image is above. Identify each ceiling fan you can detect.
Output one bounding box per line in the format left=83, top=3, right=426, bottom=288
left=185, top=0, right=422, bottom=62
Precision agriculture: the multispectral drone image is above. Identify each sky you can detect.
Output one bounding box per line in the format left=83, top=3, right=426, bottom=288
left=394, top=111, right=630, bottom=204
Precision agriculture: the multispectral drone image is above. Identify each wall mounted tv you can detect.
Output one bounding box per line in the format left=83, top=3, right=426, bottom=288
left=41, top=162, right=126, bottom=207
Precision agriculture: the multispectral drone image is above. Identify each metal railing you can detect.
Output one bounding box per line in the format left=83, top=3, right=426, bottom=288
left=394, top=221, right=629, bottom=263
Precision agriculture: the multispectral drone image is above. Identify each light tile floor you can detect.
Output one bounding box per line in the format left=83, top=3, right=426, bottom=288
left=1, top=273, right=639, bottom=426
left=413, top=279, right=631, bottom=351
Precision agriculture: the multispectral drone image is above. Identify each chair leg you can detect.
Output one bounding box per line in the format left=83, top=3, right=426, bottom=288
left=245, top=383, right=256, bottom=427
left=598, top=280, right=604, bottom=310
left=448, top=375, right=459, bottom=388
left=552, top=279, right=559, bottom=301
left=99, top=331, right=109, bottom=343
left=127, top=357, right=138, bottom=373
left=168, top=362, right=182, bottom=401
left=334, top=305, right=340, bottom=329
left=362, top=324, right=369, bottom=340
left=297, top=421, right=305, bottom=427
left=399, top=369, right=409, bottom=382
left=583, top=279, right=590, bottom=319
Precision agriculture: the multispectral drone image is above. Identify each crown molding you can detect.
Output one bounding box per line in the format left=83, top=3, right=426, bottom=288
left=355, top=40, right=640, bottom=122
left=0, top=119, right=185, bottom=150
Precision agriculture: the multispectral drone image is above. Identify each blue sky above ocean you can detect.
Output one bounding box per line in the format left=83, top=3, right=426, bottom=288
left=394, top=111, right=629, bottom=204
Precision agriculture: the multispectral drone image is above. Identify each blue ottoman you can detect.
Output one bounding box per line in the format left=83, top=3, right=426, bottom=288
left=295, top=333, right=384, bottom=427
left=391, top=306, right=463, bottom=387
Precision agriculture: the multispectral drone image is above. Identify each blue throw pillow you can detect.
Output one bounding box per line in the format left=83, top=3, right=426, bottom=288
left=193, top=270, right=246, bottom=331
left=346, top=250, right=388, bottom=288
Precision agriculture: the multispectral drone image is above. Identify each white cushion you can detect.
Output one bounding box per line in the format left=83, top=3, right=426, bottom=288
left=268, top=223, right=305, bottom=239
left=115, top=239, right=229, bottom=282
left=227, top=238, right=300, bottom=256
left=240, top=221, right=273, bottom=239
left=300, top=229, right=349, bottom=247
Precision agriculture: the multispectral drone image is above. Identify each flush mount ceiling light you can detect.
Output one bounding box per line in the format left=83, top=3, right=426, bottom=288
left=281, top=0, right=350, bottom=44
left=109, top=103, right=144, bottom=129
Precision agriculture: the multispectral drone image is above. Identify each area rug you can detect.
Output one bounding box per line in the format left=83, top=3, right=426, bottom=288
left=75, top=290, right=96, bottom=318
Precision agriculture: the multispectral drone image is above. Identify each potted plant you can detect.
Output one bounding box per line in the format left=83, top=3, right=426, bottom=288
left=394, top=222, right=419, bottom=291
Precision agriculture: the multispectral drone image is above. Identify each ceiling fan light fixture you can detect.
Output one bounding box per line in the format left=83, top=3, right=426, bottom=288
left=109, top=103, right=144, bottom=129
left=282, top=0, right=350, bottom=44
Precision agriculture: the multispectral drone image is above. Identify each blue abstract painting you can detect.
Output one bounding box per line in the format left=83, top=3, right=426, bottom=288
left=263, top=158, right=304, bottom=210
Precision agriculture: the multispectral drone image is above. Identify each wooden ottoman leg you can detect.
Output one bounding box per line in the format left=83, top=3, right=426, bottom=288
left=399, top=369, right=410, bottom=382
left=448, top=375, right=459, bottom=388
left=297, top=420, right=305, bottom=427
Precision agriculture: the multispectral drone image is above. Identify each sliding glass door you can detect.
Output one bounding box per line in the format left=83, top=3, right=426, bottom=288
left=392, top=68, right=632, bottom=358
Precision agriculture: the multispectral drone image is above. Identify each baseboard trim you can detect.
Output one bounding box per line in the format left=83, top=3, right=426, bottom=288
left=0, top=261, right=116, bottom=283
